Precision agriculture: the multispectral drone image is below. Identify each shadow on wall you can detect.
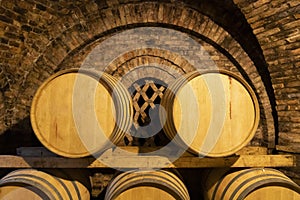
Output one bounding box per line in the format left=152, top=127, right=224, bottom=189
left=0, top=116, right=41, bottom=155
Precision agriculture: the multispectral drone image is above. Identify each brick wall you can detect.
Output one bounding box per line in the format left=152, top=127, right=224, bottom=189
left=0, top=0, right=299, bottom=180
left=234, top=0, right=299, bottom=146
left=233, top=0, right=300, bottom=183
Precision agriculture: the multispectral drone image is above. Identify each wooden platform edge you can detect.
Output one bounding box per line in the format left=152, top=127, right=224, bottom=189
left=0, top=154, right=296, bottom=169
left=16, top=146, right=269, bottom=157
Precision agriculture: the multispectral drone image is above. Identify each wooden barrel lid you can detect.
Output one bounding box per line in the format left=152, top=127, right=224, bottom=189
left=31, top=69, right=132, bottom=158
left=162, top=70, right=260, bottom=157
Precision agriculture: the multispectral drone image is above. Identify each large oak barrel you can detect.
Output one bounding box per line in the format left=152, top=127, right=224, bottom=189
left=104, top=170, right=190, bottom=200
left=160, top=70, right=260, bottom=157
left=0, top=169, right=90, bottom=200
left=202, top=168, right=300, bottom=200
left=31, top=68, right=133, bottom=158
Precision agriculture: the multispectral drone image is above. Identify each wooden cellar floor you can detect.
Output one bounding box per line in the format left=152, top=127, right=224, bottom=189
left=0, top=146, right=295, bottom=169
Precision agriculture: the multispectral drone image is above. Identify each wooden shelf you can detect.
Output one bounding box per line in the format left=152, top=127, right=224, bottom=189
left=0, top=154, right=295, bottom=169
left=0, top=146, right=296, bottom=169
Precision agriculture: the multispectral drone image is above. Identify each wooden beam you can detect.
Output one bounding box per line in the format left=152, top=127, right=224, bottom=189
left=276, top=145, right=300, bottom=154
left=2, top=146, right=294, bottom=169
left=0, top=154, right=295, bottom=169
left=172, top=155, right=296, bottom=168
left=235, top=146, right=268, bottom=155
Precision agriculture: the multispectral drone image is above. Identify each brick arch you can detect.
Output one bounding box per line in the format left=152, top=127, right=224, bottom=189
left=3, top=1, right=274, bottom=147
left=117, top=65, right=179, bottom=89
left=232, top=0, right=299, bottom=146
left=231, top=0, right=299, bottom=183
left=103, top=48, right=195, bottom=76
left=111, top=55, right=185, bottom=83
left=102, top=48, right=194, bottom=89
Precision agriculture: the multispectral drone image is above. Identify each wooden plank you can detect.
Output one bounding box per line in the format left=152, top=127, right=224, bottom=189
left=172, top=155, right=296, bottom=168
left=0, top=154, right=295, bottom=168
left=235, top=146, right=268, bottom=155
left=276, top=145, right=300, bottom=153
left=0, top=156, right=93, bottom=168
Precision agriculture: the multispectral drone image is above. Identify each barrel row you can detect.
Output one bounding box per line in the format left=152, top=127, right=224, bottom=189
left=104, top=168, right=300, bottom=200
left=1, top=168, right=300, bottom=199
left=30, top=69, right=260, bottom=158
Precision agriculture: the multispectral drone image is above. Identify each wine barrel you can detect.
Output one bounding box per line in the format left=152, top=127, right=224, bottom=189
left=104, top=170, right=190, bottom=200
left=160, top=70, right=260, bottom=157
left=0, top=169, right=90, bottom=200
left=202, top=168, right=300, bottom=200
left=30, top=68, right=133, bottom=158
